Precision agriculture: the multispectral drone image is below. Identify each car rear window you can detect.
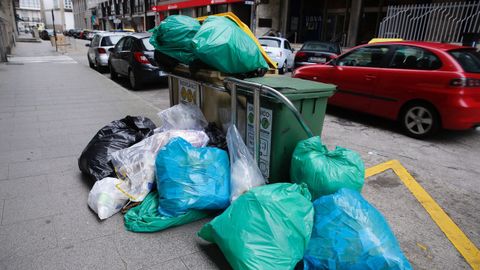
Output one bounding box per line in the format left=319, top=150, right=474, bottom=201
left=449, top=49, right=480, bottom=73
left=142, top=38, right=155, bottom=51
left=302, top=42, right=340, bottom=54
left=259, top=38, right=280, bottom=48
left=101, top=35, right=123, bottom=46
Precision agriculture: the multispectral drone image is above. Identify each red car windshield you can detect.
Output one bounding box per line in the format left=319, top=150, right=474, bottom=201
left=448, top=49, right=480, bottom=73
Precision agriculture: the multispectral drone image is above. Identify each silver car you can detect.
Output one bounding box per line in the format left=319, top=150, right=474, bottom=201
left=87, top=32, right=128, bottom=72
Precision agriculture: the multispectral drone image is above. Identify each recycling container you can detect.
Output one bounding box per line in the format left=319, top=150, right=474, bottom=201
left=235, top=75, right=336, bottom=182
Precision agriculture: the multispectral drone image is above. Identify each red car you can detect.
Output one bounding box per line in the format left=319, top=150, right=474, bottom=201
left=293, top=41, right=480, bottom=138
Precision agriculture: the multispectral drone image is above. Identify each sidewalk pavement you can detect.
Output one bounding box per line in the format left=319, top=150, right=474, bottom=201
left=0, top=41, right=228, bottom=270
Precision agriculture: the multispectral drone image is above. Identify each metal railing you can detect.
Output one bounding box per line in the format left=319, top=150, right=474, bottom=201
left=224, top=77, right=314, bottom=164
left=378, top=1, right=480, bottom=43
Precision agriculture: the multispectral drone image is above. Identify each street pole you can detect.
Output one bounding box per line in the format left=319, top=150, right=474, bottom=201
left=51, top=10, right=58, bottom=52
left=250, top=0, right=257, bottom=35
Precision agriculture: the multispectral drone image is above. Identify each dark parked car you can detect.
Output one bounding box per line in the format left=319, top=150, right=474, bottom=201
left=294, top=41, right=341, bottom=69
left=39, top=29, right=54, bottom=40
left=108, top=33, right=168, bottom=90
left=293, top=41, right=480, bottom=138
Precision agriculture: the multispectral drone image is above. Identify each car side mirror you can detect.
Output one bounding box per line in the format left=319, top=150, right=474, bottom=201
left=85, top=43, right=90, bottom=47
left=108, top=48, right=114, bottom=52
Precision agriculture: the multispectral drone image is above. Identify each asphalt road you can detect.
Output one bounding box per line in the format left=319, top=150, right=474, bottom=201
left=66, top=37, right=480, bottom=269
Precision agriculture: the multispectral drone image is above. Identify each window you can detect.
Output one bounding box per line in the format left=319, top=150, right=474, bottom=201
left=64, top=0, right=72, bottom=9
left=122, top=38, right=133, bottom=51
left=91, top=35, right=101, bottom=47
left=115, top=38, right=125, bottom=52
left=337, top=46, right=390, bottom=67
left=302, top=42, right=340, bottom=54
left=258, top=38, right=280, bottom=48
left=284, top=41, right=292, bottom=50
left=258, top=18, right=272, bottom=28
left=141, top=38, right=154, bottom=51
left=449, top=49, right=480, bottom=73
left=389, top=46, right=441, bottom=70
left=101, top=35, right=123, bottom=46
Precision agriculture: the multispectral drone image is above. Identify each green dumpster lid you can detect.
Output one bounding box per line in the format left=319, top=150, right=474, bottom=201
left=244, top=75, right=336, bottom=95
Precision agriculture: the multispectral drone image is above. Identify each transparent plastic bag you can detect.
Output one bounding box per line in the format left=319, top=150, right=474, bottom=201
left=111, top=130, right=209, bottom=202
left=87, top=177, right=129, bottom=220
left=226, top=125, right=265, bottom=201
left=156, top=103, right=208, bottom=133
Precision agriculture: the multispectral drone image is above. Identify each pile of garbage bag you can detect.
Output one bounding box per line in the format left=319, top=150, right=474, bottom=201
left=79, top=102, right=411, bottom=269
left=149, top=14, right=269, bottom=74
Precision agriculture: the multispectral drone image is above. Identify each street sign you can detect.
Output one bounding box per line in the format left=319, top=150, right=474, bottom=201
left=245, top=0, right=254, bottom=5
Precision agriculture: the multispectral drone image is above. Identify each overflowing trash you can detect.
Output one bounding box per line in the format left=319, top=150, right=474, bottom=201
left=303, top=188, right=412, bottom=270
left=155, top=137, right=230, bottom=217
left=149, top=15, right=200, bottom=65
left=290, top=136, right=365, bottom=200
left=226, top=125, right=265, bottom=201
left=111, top=130, right=209, bottom=202
left=88, top=177, right=129, bottom=220
left=150, top=14, right=269, bottom=75
left=192, top=16, right=269, bottom=74
left=78, top=14, right=412, bottom=267
left=198, top=183, right=313, bottom=270
left=124, top=190, right=209, bottom=233
left=78, top=116, right=156, bottom=181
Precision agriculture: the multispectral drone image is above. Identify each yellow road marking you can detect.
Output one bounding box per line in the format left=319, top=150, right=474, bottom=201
left=366, top=160, right=480, bottom=270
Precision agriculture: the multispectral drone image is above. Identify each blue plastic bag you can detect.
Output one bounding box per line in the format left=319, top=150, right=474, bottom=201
left=304, top=189, right=412, bottom=270
left=155, top=137, right=230, bottom=217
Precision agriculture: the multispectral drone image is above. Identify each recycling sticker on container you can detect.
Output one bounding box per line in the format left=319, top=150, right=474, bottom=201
left=178, top=79, right=200, bottom=105
left=246, top=102, right=273, bottom=179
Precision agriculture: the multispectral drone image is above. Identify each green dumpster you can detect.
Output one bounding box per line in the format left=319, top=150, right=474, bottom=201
left=237, top=75, right=336, bottom=183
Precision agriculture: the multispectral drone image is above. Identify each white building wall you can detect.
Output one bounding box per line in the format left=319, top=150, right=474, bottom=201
left=255, top=0, right=281, bottom=37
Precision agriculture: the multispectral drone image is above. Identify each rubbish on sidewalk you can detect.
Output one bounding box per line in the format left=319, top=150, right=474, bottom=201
left=226, top=125, right=265, bottom=201
left=87, top=177, right=129, bottom=220
left=155, top=137, right=230, bottom=217
left=192, top=16, right=269, bottom=74
left=149, top=15, right=200, bottom=65
left=78, top=116, right=156, bottom=181
left=205, top=122, right=227, bottom=150
left=124, top=190, right=209, bottom=233
left=290, top=136, right=364, bottom=199
left=156, top=102, right=208, bottom=133
left=304, top=189, right=412, bottom=270
left=111, top=130, right=209, bottom=202
left=198, top=183, right=314, bottom=270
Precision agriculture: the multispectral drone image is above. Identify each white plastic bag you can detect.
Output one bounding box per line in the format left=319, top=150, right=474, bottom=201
left=156, top=103, right=208, bottom=133
left=226, top=125, right=266, bottom=201
left=87, top=177, right=129, bottom=220
left=111, top=130, right=209, bottom=202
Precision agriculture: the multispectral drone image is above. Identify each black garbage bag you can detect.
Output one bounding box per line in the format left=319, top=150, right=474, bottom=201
left=205, top=122, right=227, bottom=150
left=78, top=116, right=156, bottom=181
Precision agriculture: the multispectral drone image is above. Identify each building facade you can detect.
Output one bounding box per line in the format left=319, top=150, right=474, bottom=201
left=0, top=0, right=17, bottom=62
left=70, top=0, right=479, bottom=46
left=16, top=0, right=43, bottom=32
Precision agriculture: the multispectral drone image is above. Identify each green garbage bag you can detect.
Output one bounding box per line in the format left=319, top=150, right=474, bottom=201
left=149, top=15, right=200, bottom=64
left=198, top=183, right=314, bottom=270
left=124, top=191, right=209, bottom=233
left=192, top=16, right=269, bottom=74
left=290, top=136, right=365, bottom=200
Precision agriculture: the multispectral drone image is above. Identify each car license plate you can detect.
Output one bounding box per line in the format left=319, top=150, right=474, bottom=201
left=309, top=57, right=326, bottom=63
